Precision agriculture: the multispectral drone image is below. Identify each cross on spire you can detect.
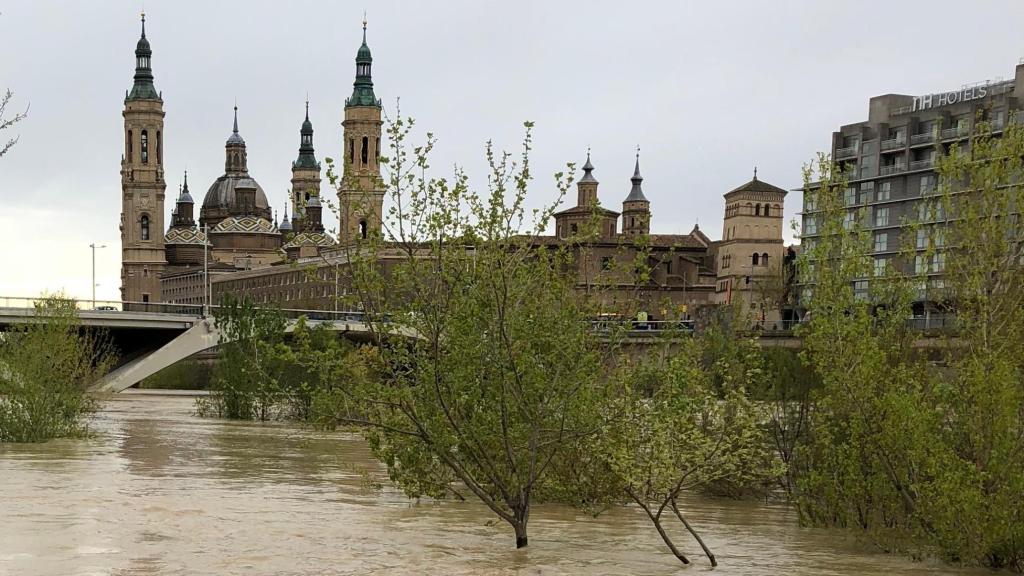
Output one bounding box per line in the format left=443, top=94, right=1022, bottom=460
left=753, top=166, right=758, bottom=180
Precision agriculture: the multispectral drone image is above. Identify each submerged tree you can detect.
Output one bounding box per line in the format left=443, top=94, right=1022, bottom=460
left=0, top=295, right=115, bottom=442
left=324, top=115, right=611, bottom=549
left=571, top=328, right=777, bottom=567
left=795, top=117, right=1024, bottom=570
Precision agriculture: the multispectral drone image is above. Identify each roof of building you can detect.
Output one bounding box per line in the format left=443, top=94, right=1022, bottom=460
left=283, top=231, right=336, bottom=249
left=226, top=105, right=245, bottom=145
left=202, top=174, right=270, bottom=213
left=211, top=215, right=279, bottom=235
left=623, top=154, right=649, bottom=203
left=127, top=14, right=160, bottom=101
left=724, top=174, right=789, bottom=198
left=164, top=226, right=210, bottom=246
left=580, top=152, right=598, bottom=184
left=553, top=204, right=620, bottom=217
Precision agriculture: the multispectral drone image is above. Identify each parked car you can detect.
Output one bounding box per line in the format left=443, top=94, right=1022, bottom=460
left=95, top=305, right=118, bottom=311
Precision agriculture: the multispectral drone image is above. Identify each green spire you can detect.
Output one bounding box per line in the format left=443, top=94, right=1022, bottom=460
left=346, top=18, right=379, bottom=108
left=127, top=13, right=160, bottom=101
left=294, top=100, right=319, bottom=169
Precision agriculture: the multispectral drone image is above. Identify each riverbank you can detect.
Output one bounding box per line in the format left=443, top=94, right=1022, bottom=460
left=0, top=393, right=993, bottom=575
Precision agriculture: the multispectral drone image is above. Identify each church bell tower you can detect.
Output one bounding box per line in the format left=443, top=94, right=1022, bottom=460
left=339, top=19, right=384, bottom=243
left=120, top=13, right=167, bottom=309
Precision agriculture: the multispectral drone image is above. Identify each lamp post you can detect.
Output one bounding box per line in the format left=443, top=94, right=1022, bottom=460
left=203, top=224, right=210, bottom=316
left=89, top=243, right=106, bottom=309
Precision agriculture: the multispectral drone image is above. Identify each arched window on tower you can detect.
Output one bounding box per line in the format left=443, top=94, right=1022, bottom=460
left=755, top=204, right=761, bottom=216
left=141, top=130, right=149, bottom=164
left=156, top=131, right=162, bottom=165
left=141, top=215, right=150, bottom=241
left=127, top=130, right=133, bottom=162
left=349, top=139, right=355, bottom=164
left=762, top=253, right=769, bottom=266
left=361, top=136, right=368, bottom=165
left=376, top=137, right=380, bottom=163
left=752, top=253, right=759, bottom=266
left=359, top=219, right=368, bottom=240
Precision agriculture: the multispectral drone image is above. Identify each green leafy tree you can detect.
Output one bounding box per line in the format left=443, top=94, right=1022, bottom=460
left=198, top=295, right=290, bottom=421
left=325, top=115, right=609, bottom=549
left=584, top=331, right=778, bottom=567
left=0, top=295, right=115, bottom=442
left=795, top=119, right=1024, bottom=569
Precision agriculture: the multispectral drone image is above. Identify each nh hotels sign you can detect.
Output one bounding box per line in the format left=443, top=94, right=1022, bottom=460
left=912, top=84, right=989, bottom=112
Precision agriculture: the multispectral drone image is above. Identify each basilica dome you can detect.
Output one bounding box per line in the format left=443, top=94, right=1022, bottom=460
left=202, top=176, right=270, bottom=214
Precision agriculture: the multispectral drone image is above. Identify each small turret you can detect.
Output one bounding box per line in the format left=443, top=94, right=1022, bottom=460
left=224, top=105, right=248, bottom=175
left=621, top=149, right=651, bottom=236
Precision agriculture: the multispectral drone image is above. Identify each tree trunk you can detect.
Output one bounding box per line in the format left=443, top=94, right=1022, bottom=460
left=514, top=521, right=528, bottom=549
left=671, top=499, right=716, bottom=567
left=628, top=490, right=689, bottom=565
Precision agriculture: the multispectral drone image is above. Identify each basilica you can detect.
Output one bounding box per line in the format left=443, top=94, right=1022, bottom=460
left=118, top=15, right=791, bottom=325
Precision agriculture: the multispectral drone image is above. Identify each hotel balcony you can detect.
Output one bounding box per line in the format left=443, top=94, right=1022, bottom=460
left=835, top=146, right=858, bottom=159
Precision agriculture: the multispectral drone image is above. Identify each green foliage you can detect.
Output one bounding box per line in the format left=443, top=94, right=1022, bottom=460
left=795, top=122, right=1024, bottom=570
left=197, top=296, right=371, bottom=423
left=325, top=115, right=609, bottom=549
left=0, top=295, right=115, bottom=442
left=583, top=332, right=780, bottom=566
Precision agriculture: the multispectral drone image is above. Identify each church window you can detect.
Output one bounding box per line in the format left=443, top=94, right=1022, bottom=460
left=570, top=223, right=578, bottom=235
left=361, top=136, right=369, bottom=165
left=141, top=215, right=150, bottom=241
left=762, top=253, right=769, bottom=266
left=141, top=130, right=149, bottom=164
left=752, top=253, right=760, bottom=266
left=127, top=130, right=133, bottom=162
left=755, top=204, right=761, bottom=216
left=359, top=219, right=368, bottom=239
left=601, top=256, right=613, bottom=270
left=349, top=138, right=355, bottom=164
left=156, top=131, right=162, bottom=165
left=763, top=204, right=770, bottom=217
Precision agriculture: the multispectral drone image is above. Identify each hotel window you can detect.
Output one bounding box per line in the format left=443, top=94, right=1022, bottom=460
left=843, top=211, right=856, bottom=230
left=804, top=193, right=817, bottom=211
left=931, top=252, right=946, bottom=273
left=803, top=217, right=817, bottom=235
left=919, top=174, right=936, bottom=195
left=853, top=280, right=869, bottom=301
left=916, top=228, right=928, bottom=249
left=874, top=258, right=887, bottom=277
left=874, top=207, right=889, bottom=227
left=844, top=187, right=857, bottom=206
left=915, top=254, right=927, bottom=274
left=873, top=232, right=888, bottom=252
left=877, top=181, right=891, bottom=202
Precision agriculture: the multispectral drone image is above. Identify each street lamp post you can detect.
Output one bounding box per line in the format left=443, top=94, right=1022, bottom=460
left=89, top=243, right=106, bottom=309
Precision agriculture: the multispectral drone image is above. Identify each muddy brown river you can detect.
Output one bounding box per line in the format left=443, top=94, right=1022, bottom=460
left=0, top=393, right=994, bottom=575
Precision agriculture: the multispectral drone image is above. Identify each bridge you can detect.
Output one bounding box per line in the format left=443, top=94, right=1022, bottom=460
left=2, top=295, right=948, bottom=393
left=0, top=297, right=388, bottom=393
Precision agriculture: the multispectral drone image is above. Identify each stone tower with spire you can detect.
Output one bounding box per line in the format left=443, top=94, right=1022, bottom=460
left=621, top=151, right=651, bottom=236
left=290, top=101, right=321, bottom=234
left=553, top=151, right=619, bottom=239
left=339, top=19, right=384, bottom=243
left=120, top=13, right=167, bottom=309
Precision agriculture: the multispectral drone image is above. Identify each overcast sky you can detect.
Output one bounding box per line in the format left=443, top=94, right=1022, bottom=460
left=3, top=0, right=1024, bottom=301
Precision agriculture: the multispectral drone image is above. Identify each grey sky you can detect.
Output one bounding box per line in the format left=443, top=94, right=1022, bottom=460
left=3, top=0, right=1024, bottom=301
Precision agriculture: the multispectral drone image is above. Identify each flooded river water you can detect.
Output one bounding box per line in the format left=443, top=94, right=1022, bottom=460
left=0, top=393, right=994, bottom=575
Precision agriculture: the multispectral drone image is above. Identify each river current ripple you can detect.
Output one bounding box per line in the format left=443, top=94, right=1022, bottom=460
left=0, top=393, right=991, bottom=575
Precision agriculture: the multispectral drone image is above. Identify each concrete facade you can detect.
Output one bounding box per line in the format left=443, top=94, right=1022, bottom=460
left=801, top=62, right=1024, bottom=309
